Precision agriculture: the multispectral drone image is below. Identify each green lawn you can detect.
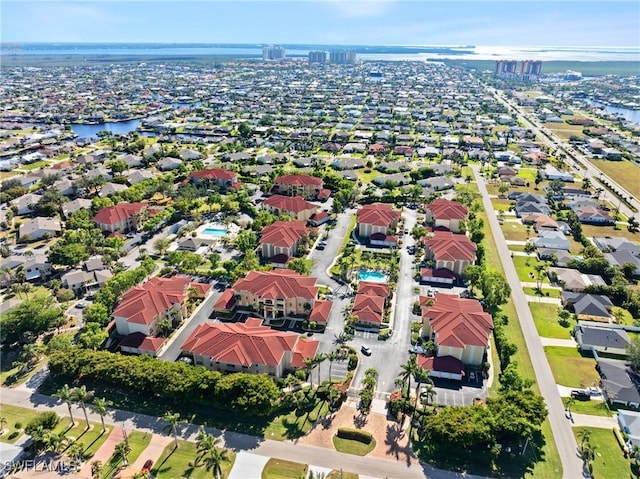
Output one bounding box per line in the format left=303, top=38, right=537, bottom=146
left=0, top=404, right=42, bottom=443
left=333, top=435, right=376, bottom=456
left=518, top=168, right=538, bottom=182
left=491, top=198, right=512, bottom=211
left=523, top=287, right=562, bottom=298
left=152, top=439, right=235, bottom=479
left=573, top=427, right=630, bottom=479
left=586, top=158, right=640, bottom=199
left=52, top=419, right=113, bottom=461
left=501, top=222, right=532, bottom=242
left=543, top=122, right=585, bottom=140
left=613, top=307, right=635, bottom=326
left=564, top=398, right=613, bottom=417
left=261, top=458, right=308, bottom=479
left=545, top=347, right=600, bottom=388
left=19, top=159, right=51, bottom=171
left=106, top=430, right=152, bottom=469
left=529, top=302, right=572, bottom=339
left=327, top=471, right=358, bottom=479
left=264, top=398, right=329, bottom=441
left=581, top=224, right=640, bottom=243
left=355, top=169, right=382, bottom=185
left=512, top=255, right=550, bottom=284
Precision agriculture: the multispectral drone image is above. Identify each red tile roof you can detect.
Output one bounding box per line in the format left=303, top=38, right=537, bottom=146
left=424, top=231, right=477, bottom=262
left=113, top=276, right=193, bottom=325
left=232, top=269, right=318, bottom=300
left=352, top=294, right=385, bottom=325
left=420, top=268, right=457, bottom=279
left=357, top=203, right=400, bottom=227
left=181, top=317, right=318, bottom=368
left=421, top=294, right=493, bottom=348
left=291, top=337, right=320, bottom=369
left=263, top=195, right=317, bottom=214
left=274, top=174, right=323, bottom=187
left=190, top=168, right=237, bottom=181
left=92, top=202, right=146, bottom=226
left=260, top=220, right=308, bottom=248
left=425, top=199, right=468, bottom=221
left=309, top=299, right=333, bottom=324
left=417, top=355, right=464, bottom=375
left=119, top=332, right=166, bottom=353
left=357, top=281, right=389, bottom=297
left=213, top=289, right=236, bottom=311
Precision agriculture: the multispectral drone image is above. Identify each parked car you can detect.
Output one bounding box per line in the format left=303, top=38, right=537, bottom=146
left=361, top=345, right=372, bottom=356
left=141, top=459, right=154, bottom=472
left=409, top=345, right=425, bottom=354
left=571, top=389, right=591, bottom=400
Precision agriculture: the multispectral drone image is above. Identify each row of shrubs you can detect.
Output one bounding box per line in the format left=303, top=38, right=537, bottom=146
left=336, top=427, right=373, bottom=444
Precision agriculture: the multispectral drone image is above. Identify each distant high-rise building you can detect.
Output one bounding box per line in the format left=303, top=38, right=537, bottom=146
left=329, top=50, right=356, bottom=65
left=308, top=50, right=327, bottom=64
left=263, top=46, right=286, bottom=61
left=520, top=60, right=543, bottom=76
left=495, top=60, right=518, bottom=76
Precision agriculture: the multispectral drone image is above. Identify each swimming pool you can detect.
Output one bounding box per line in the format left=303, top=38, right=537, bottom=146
left=201, top=227, right=228, bottom=237
left=358, top=271, right=387, bottom=283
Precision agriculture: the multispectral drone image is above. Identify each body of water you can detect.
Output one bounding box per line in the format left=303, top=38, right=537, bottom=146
left=585, top=99, right=640, bottom=125
left=70, top=119, right=141, bottom=139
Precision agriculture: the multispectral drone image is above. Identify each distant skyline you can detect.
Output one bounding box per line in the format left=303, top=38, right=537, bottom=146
left=2, top=1, right=639, bottom=47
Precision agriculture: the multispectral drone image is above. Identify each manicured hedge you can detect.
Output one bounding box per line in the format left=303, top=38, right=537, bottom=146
left=336, top=427, right=373, bottom=444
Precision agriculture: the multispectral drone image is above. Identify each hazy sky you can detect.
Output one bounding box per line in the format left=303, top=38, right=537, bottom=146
left=2, top=0, right=639, bottom=46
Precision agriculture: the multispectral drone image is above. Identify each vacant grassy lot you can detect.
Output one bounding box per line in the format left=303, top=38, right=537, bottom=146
left=513, top=255, right=550, bottom=284
left=491, top=198, right=512, bottom=211
left=565, top=398, right=613, bottom=417
left=523, top=287, right=562, bottom=298
left=581, top=223, right=640, bottom=243
left=587, top=158, right=640, bottom=199
left=355, top=169, right=383, bottom=184
left=529, top=302, right=572, bottom=339
left=152, top=439, right=235, bottom=479
left=518, top=168, right=539, bottom=182
left=543, top=121, right=585, bottom=140
left=572, top=427, right=629, bottom=479
left=262, top=458, right=307, bottom=479
left=0, top=404, right=42, bottom=443
left=545, top=347, right=599, bottom=388
left=501, top=222, right=531, bottom=242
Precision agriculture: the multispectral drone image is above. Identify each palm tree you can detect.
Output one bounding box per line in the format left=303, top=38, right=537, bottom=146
left=577, top=429, right=592, bottom=452
left=90, top=397, right=112, bottom=433
left=196, top=429, right=228, bottom=479
left=399, top=356, right=418, bottom=401
left=313, top=353, right=325, bottom=386
left=420, top=381, right=436, bottom=406
left=54, top=384, right=76, bottom=427
left=90, top=460, right=103, bottom=479
left=72, top=385, right=94, bottom=429
left=114, top=439, right=131, bottom=466
left=303, top=357, right=315, bottom=386
left=0, top=416, right=7, bottom=435
left=162, top=411, right=182, bottom=449
left=409, top=368, right=431, bottom=440
left=534, top=263, right=547, bottom=291
left=326, top=351, right=338, bottom=382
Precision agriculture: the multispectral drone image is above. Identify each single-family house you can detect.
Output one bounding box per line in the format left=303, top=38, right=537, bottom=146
left=548, top=267, right=606, bottom=291
left=423, top=199, right=468, bottom=233
left=574, top=324, right=630, bottom=355
left=180, top=317, right=319, bottom=379
left=11, top=193, right=42, bottom=216
left=157, top=157, right=182, bottom=171
left=618, top=410, right=640, bottom=448
left=605, top=250, right=640, bottom=277
left=533, top=231, right=570, bottom=251
left=598, top=357, right=640, bottom=409
left=562, top=292, right=614, bottom=322
left=18, top=217, right=62, bottom=242
left=62, top=198, right=93, bottom=219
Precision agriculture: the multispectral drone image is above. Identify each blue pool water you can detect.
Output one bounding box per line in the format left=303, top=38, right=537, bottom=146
left=358, top=271, right=387, bottom=283
left=202, top=227, right=228, bottom=237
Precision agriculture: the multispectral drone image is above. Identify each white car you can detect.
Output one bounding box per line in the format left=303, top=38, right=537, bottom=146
left=361, top=345, right=372, bottom=356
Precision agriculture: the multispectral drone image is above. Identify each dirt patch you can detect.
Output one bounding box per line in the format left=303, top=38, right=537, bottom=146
left=296, top=402, right=417, bottom=465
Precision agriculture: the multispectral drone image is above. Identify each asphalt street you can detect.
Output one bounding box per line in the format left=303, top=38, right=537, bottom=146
left=473, top=165, right=583, bottom=479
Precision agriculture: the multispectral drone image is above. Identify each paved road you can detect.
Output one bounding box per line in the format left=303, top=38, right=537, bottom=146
left=490, top=88, right=639, bottom=218
left=473, top=165, right=583, bottom=479
left=0, top=386, right=492, bottom=479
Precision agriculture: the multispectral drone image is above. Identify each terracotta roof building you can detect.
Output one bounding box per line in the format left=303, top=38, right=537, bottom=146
left=424, top=199, right=468, bottom=233
left=181, top=317, right=319, bottom=378
left=230, top=270, right=320, bottom=323
left=262, top=195, right=318, bottom=221
left=273, top=174, right=325, bottom=199
left=92, top=202, right=147, bottom=233
left=423, top=231, right=477, bottom=276
left=190, top=168, right=239, bottom=191
left=356, top=203, right=400, bottom=240
left=113, top=275, right=210, bottom=337
left=259, top=220, right=309, bottom=260
left=420, top=294, right=493, bottom=369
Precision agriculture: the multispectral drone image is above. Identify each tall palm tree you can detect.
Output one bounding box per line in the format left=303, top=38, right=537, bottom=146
left=313, top=353, right=325, bottom=386
left=162, top=411, right=182, bottom=449
left=577, top=429, right=592, bottom=452
left=196, top=429, right=228, bottom=479
left=409, top=368, right=431, bottom=440
left=72, top=386, right=94, bottom=429
left=54, top=384, right=76, bottom=427
left=420, top=382, right=436, bottom=406
left=303, top=357, right=315, bottom=386
left=90, top=397, right=112, bottom=433
left=90, top=460, right=103, bottom=479
left=114, top=439, right=131, bottom=466
left=326, top=351, right=338, bottom=383
left=399, top=356, right=418, bottom=401
left=43, top=431, right=69, bottom=455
